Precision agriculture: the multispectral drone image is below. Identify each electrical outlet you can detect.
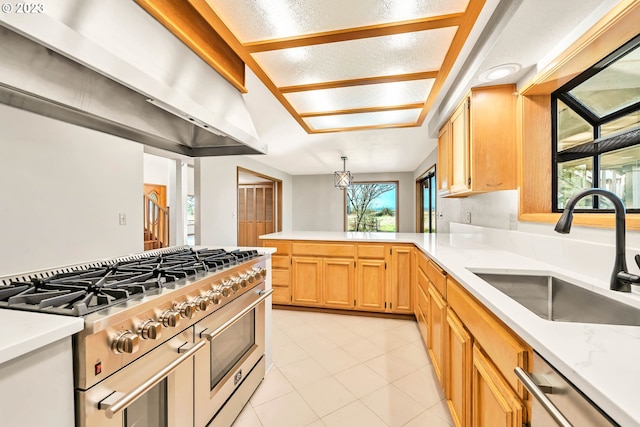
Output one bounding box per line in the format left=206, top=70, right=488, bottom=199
left=463, top=212, right=471, bottom=224
left=119, top=213, right=127, bottom=226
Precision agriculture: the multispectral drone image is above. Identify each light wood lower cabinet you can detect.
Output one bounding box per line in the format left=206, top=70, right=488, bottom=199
left=390, top=245, right=413, bottom=313
left=472, top=344, right=526, bottom=427
left=446, top=307, right=472, bottom=427
left=262, top=239, right=291, bottom=304
left=356, top=259, right=386, bottom=312
left=324, top=258, right=355, bottom=309
left=291, top=257, right=323, bottom=306
left=428, top=284, right=446, bottom=385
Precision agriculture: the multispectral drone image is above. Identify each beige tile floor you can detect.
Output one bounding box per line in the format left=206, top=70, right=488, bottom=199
left=232, top=308, right=454, bottom=427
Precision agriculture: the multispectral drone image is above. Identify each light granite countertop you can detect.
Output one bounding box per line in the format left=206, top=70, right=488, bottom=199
left=261, top=231, right=640, bottom=427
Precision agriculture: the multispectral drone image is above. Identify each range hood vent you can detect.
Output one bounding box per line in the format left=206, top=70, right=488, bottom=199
left=0, top=0, right=265, bottom=157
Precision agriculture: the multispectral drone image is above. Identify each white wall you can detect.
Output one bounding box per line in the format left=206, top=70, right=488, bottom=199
left=0, top=104, right=143, bottom=276
left=196, top=156, right=293, bottom=246
left=292, top=172, right=416, bottom=232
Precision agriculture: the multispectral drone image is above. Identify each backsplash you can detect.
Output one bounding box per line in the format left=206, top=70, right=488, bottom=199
left=437, top=190, right=518, bottom=232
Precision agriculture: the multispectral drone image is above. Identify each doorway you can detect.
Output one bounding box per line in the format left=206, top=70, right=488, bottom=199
left=143, top=183, right=169, bottom=249
left=237, top=168, right=282, bottom=246
left=417, top=166, right=437, bottom=233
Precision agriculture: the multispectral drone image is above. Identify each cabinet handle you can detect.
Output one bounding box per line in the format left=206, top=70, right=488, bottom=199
left=514, top=367, right=573, bottom=427
left=485, top=182, right=503, bottom=188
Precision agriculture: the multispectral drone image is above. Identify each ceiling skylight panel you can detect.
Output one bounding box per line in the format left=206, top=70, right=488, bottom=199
left=252, top=27, right=458, bottom=87
left=284, top=79, right=435, bottom=113
left=206, top=0, right=468, bottom=43
left=304, top=109, right=421, bottom=130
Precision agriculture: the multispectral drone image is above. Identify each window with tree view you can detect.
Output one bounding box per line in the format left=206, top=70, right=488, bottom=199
left=553, top=34, right=640, bottom=212
left=346, top=182, right=398, bottom=232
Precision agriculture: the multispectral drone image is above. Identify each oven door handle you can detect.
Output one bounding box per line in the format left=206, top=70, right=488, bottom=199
left=98, top=339, right=206, bottom=418
left=203, top=288, right=273, bottom=342
left=514, top=367, right=573, bottom=427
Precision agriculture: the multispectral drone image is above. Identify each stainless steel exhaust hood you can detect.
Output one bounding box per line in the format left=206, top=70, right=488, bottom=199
left=0, top=0, right=266, bottom=157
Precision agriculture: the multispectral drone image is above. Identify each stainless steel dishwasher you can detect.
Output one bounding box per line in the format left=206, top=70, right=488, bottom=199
left=515, top=352, right=619, bottom=427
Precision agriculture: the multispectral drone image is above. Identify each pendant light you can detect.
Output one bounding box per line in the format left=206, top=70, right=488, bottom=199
left=334, top=156, right=353, bottom=189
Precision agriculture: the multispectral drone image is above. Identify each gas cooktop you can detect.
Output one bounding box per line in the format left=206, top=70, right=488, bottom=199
left=0, top=247, right=259, bottom=316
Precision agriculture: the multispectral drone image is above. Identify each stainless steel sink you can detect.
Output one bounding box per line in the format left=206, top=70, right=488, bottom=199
left=473, top=272, right=640, bottom=326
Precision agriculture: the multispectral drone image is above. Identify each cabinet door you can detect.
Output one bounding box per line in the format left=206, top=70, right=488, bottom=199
left=324, top=258, right=355, bottom=309
left=390, top=246, right=413, bottom=313
left=291, top=257, right=322, bottom=306
left=428, top=284, right=446, bottom=385
left=450, top=98, right=471, bottom=194
left=437, top=122, right=451, bottom=195
left=356, top=259, right=386, bottom=312
left=472, top=345, right=525, bottom=427
left=446, top=307, right=472, bottom=427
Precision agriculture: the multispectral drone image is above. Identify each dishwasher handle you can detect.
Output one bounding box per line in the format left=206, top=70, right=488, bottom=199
left=514, top=367, right=573, bottom=427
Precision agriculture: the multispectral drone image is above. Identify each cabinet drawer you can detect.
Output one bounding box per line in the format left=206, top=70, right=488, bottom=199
left=272, top=285, right=290, bottom=304
left=447, top=278, right=530, bottom=398
left=427, top=260, right=447, bottom=297
left=272, top=255, right=290, bottom=269
left=417, top=251, right=430, bottom=276
left=417, top=265, right=429, bottom=295
left=262, top=240, right=291, bottom=255
left=417, top=281, right=429, bottom=316
left=357, top=244, right=386, bottom=259
left=272, top=269, right=290, bottom=286
left=292, top=242, right=355, bottom=257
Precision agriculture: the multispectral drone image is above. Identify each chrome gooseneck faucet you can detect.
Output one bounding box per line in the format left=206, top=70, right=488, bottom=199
left=554, top=188, right=640, bottom=292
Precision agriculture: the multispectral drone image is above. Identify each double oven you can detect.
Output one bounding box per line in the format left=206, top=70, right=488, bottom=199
left=0, top=247, right=271, bottom=427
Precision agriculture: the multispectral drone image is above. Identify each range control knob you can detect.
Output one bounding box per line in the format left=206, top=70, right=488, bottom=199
left=178, top=301, right=196, bottom=319
left=245, top=271, right=256, bottom=284
left=195, top=296, right=209, bottom=311
left=207, top=290, right=222, bottom=305
left=219, top=282, right=231, bottom=297
left=159, top=310, right=180, bottom=328
left=137, top=320, right=162, bottom=340
left=253, top=267, right=267, bottom=278
left=237, top=275, right=248, bottom=288
left=229, top=278, right=241, bottom=292
left=112, top=330, right=139, bottom=354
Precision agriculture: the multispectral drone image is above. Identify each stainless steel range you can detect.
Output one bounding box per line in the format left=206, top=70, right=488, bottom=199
left=0, top=246, right=271, bottom=427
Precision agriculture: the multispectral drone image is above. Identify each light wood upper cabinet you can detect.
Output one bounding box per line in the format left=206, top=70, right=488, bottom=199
left=324, top=258, right=355, bottom=309
left=438, top=84, right=517, bottom=197
left=450, top=98, right=471, bottom=194
left=389, top=245, right=413, bottom=313
left=291, top=257, right=322, bottom=306
left=438, top=121, right=451, bottom=196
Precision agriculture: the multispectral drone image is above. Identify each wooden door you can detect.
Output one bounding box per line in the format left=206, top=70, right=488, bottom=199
left=356, top=259, right=386, bottom=312
left=446, top=307, right=472, bottom=427
left=450, top=98, right=471, bottom=193
left=472, top=345, right=525, bottom=427
left=390, top=245, right=413, bottom=313
left=323, top=258, right=354, bottom=309
left=143, top=184, right=168, bottom=249
left=428, top=284, right=446, bottom=385
left=291, top=257, right=322, bottom=306
left=238, top=183, right=274, bottom=246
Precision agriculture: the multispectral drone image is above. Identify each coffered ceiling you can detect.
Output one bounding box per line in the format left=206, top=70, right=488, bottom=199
left=177, top=0, right=483, bottom=134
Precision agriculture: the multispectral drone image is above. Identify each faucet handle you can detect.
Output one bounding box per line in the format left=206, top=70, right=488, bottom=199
left=635, top=254, right=640, bottom=271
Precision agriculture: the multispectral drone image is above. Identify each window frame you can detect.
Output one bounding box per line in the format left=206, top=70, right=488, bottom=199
left=518, top=1, right=640, bottom=231
left=551, top=33, right=640, bottom=213
left=344, top=181, right=399, bottom=232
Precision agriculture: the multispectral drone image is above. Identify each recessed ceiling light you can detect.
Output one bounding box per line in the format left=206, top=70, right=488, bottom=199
left=479, top=63, right=521, bottom=82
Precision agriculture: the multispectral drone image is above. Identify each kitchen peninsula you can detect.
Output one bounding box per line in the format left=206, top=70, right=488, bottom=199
left=261, top=230, right=640, bottom=427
